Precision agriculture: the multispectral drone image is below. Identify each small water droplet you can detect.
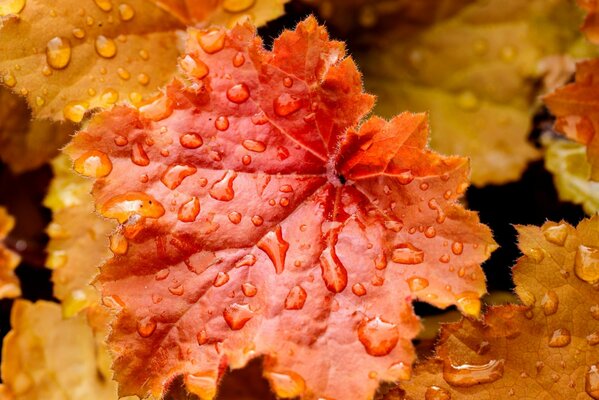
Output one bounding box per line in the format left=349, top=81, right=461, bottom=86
left=178, top=197, right=200, bottom=222
left=407, top=276, right=429, bottom=292
left=424, top=226, right=436, bottom=238
left=265, top=371, right=305, bottom=398
left=209, top=170, right=237, bottom=201
left=232, top=52, right=245, bottom=67
left=548, top=328, right=571, bottom=347
left=0, top=0, right=26, bottom=16
left=574, top=244, right=599, bottom=284
left=319, top=239, right=348, bottom=293
left=587, top=331, right=599, bottom=346
left=180, top=54, right=209, bottom=79
left=241, top=282, right=257, bottom=297
left=227, top=83, right=250, bottom=104
left=118, top=3, right=135, bottom=20
left=251, top=215, right=263, bottom=226
left=117, top=67, right=130, bottom=80
left=197, top=29, right=225, bottom=54
left=451, top=242, right=464, bottom=255
left=161, top=163, right=197, bottom=190
left=285, top=285, right=307, bottom=310
left=46, top=36, right=71, bottom=69
left=63, top=101, right=88, bottom=122
left=109, top=231, right=128, bottom=255
left=72, top=28, right=85, bottom=39
left=74, top=150, right=112, bottom=178
left=223, top=303, right=253, bottom=330
left=586, top=365, right=599, bottom=399
left=180, top=132, right=203, bottom=149
left=443, top=359, right=504, bottom=387
left=358, top=316, right=399, bottom=356
left=541, top=290, right=559, bottom=316
left=213, top=271, right=230, bottom=287
left=235, top=254, right=256, bottom=268
left=137, top=317, right=156, bottom=337
left=352, top=283, right=367, bottom=296
left=2, top=72, right=16, bottom=87
left=131, top=142, right=150, bottom=166
left=456, top=292, right=481, bottom=318
left=274, top=93, right=302, bottom=116
left=543, top=224, right=568, bottom=246
left=242, top=139, right=266, bottom=152
left=591, top=305, right=599, bottom=320
left=258, top=226, right=289, bottom=274
left=392, top=243, right=424, bottom=265
left=93, top=0, right=112, bottom=11
left=283, top=77, right=293, bottom=88
left=169, top=283, right=184, bottom=296
left=95, top=35, right=117, bottom=58
left=228, top=211, right=242, bottom=224
left=137, top=73, right=149, bottom=86
left=425, top=386, right=451, bottom=400
left=215, top=115, right=230, bottom=131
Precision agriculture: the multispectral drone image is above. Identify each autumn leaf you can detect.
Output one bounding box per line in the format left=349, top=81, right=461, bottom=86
left=66, top=17, right=496, bottom=400
left=0, top=87, right=73, bottom=173
left=0, top=300, right=139, bottom=400
left=394, top=216, right=599, bottom=399
left=355, top=0, right=590, bottom=186
left=544, top=138, right=599, bottom=215
left=44, top=154, right=116, bottom=317
left=0, top=206, right=20, bottom=299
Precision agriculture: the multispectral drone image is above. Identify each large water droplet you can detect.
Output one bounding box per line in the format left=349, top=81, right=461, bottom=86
left=180, top=54, right=209, bottom=79
left=213, top=271, right=230, bottom=287
left=232, top=52, right=245, bottom=67
left=543, top=224, right=568, bottom=246
left=100, top=192, right=165, bottom=223
left=357, top=316, right=399, bottom=356
left=185, top=372, right=217, bottom=400
left=241, top=282, right=257, bottom=297
left=93, top=0, right=112, bottom=11
left=197, top=29, right=225, bottom=54
left=223, top=303, right=253, bottom=330
left=425, top=386, right=451, bottom=400
left=575, top=244, right=599, bottom=284
left=265, top=371, right=305, bottom=398
left=178, top=197, right=200, bottom=222
left=541, top=290, right=559, bottom=316
left=274, top=93, right=302, bottom=116
left=352, top=283, right=367, bottom=296
left=586, top=364, right=599, bottom=399
left=131, top=142, right=150, bottom=166
left=228, top=211, right=242, bottom=224
left=95, top=35, right=117, bottom=58
left=137, top=317, right=156, bottom=338
left=209, top=170, right=237, bottom=201
left=215, top=116, right=230, bottom=131
left=548, top=328, right=571, bottom=347
left=118, top=3, right=135, bottom=20
left=161, top=163, right=197, bottom=190
left=285, top=285, right=307, bottom=310
left=227, top=83, right=250, bottom=104
left=392, top=243, right=424, bottom=264
left=46, top=36, right=71, bottom=69
left=0, top=0, right=26, bottom=16
left=180, top=132, right=203, bottom=149
left=319, top=242, right=348, bottom=293
left=257, top=226, right=289, bottom=274
left=443, top=359, right=504, bottom=387
left=407, top=276, right=429, bottom=292
left=456, top=293, right=481, bottom=318
left=63, top=101, right=88, bottom=122
left=74, top=150, right=112, bottom=178
left=242, top=139, right=266, bottom=152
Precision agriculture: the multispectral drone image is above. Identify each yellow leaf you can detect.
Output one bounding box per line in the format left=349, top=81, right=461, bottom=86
left=0, top=0, right=183, bottom=121
left=357, top=0, right=590, bottom=186
left=0, top=87, right=73, bottom=173
left=0, top=207, right=20, bottom=299
left=44, top=154, right=115, bottom=317
left=544, top=138, right=599, bottom=215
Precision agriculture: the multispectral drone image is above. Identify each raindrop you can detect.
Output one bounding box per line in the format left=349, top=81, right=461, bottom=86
left=357, top=316, right=399, bottom=356
left=101, top=88, right=119, bottom=104
left=72, top=28, right=85, bottom=39
left=251, top=215, right=263, bottom=226
left=283, top=77, right=293, bottom=88
left=215, top=116, right=229, bottom=131
left=265, top=372, right=305, bottom=399
left=543, top=224, right=568, bottom=246
left=235, top=254, right=256, bottom=268
left=541, top=290, right=559, bottom=316
left=586, top=364, right=599, bottom=399
left=223, top=303, right=253, bottom=330
left=456, top=292, right=481, bottom=318
left=574, top=244, right=599, bottom=284
left=137, top=317, right=156, bottom=338
left=241, top=282, right=257, bottom=297
left=180, top=54, right=209, bottom=79
left=227, top=83, right=250, bottom=103
left=160, top=163, right=197, bottom=190
left=169, top=284, right=184, bottom=296
left=228, top=211, right=242, bottom=224
left=425, top=386, right=451, bottom=400
left=0, top=0, right=26, bottom=16
left=319, top=240, right=348, bottom=293
left=209, top=170, right=237, bottom=201
left=285, top=286, right=307, bottom=310
left=451, top=242, right=464, bottom=255
left=352, top=283, right=367, bottom=296
left=548, top=328, right=571, bottom=347
left=257, top=226, right=289, bottom=274
left=407, top=276, right=429, bottom=292
left=274, top=93, right=302, bottom=116
left=131, top=142, right=150, bottom=166
left=46, top=37, right=71, bottom=69
left=443, top=359, right=504, bottom=387
left=242, top=139, right=266, bottom=152
left=117, top=67, right=131, bottom=80
left=95, top=35, right=117, bottom=58
left=178, top=197, right=200, bottom=222
left=391, top=243, right=424, bottom=265
left=180, top=132, right=203, bottom=149
left=100, top=192, right=165, bottom=223
left=63, top=101, right=87, bottom=122
left=213, top=271, right=230, bottom=287
left=93, top=0, right=112, bottom=11
left=74, top=150, right=112, bottom=178
left=118, top=3, right=135, bottom=21
left=232, top=52, right=245, bottom=67
left=197, top=29, right=225, bottom=54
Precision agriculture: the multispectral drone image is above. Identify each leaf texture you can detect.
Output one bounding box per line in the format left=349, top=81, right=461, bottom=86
left=0, top=206, right=20, bottom=299
left=395, top=216, right=599, bottom=400
left=66, top=17, right=496, bottom=400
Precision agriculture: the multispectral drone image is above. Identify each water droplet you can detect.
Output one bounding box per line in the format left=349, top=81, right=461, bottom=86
left=586, top=365, right=599, bottom=399
left=457, top=90, right=479, bottom=111
left=352, top=283, right=367, bottom=296
left=223, top=303, right=253, bottom=330
left=95, top=35, right=117, bottom=58
left=0, top=0, right=26, bottom=16
left=425, top=386, right=451, bottom=400
left=591, top=305, right=599, bottom=320
left=180, top=132, right=203, bottom=149
left=197, top=29, right=225, bottom=54
left=541, top=290, right=559, bottom=316
left=137, top=73, right=149, bottom=86
left=232, top=52, right=245, bottom=67
left=178, top=197, right=200, bottom=222
left=265, top=371, right=305, bottom=398
left=407, top=276, right=429, bottom=292
left=137, top=317, right=156, bottom=337
left=161, top=163, right=197, bottom=190
left=283, top=77, right=293, bottom=88
left=384, top=220, right=403, bottom=232
left=72, top=28, right=85, bottom=39
left=548, top=328, right=571, bottom=347
left=100, top=192, right=165, bottom=223
left=274, top=93, right=302, bottom=116
left=213, top=271, right=230, bottom=287
left=155, top=268, right=169, bottom=281
left=209, top=170, right=237, bottom=201
left=587, top=331, right=599, bottom=346
left=456, top=292, right=481, bottom=318
left=251, top=215, right=263, bottom=226
left=215, top=115, right=230, bottom=131
left=392, top=243, right=424, bottom=265
left=226, top=83, right=250, bottom=104
left=451, top=242, right=464, bottom=255
left=424, top=226, right=436, bottom=238
left=285, top=285, right=307, bottom=310
left=101, top=88, right=119, bottom=104
left=118, top=3, right=135, bottom=20
left=2, top=72, right=16, bottom=87
left=319, top=239, right=348, bottom=293
left=196, top=329, right=209, bottom=345
left=109, top=231, right=128, bottom=255
left=543, top=224, right=568, bottom=246
left=131, top=142, right=150, bottom=166
left=180, top=54, right=209, bottom=79
left=575, top=244, right=599, bottom=284
left=241, top=282, right=257, bottom=297
left=242, top=139, right=266, bottom=152
left=94, top=0, right=112, bottom=11
left=523, top=247, right=545, bottom=263
left=228, top=211, right=242, bottom=224
left=443, top=359, right=504, bottom=387
left=169, top=283, right=184, bottom=296
left=117, top=67, right=130, bottom=80
left=74, top=150, right=112, bottom=178
left=63, top=101, right=88, bottom=122
left=358, top=316, right=399, bottom=356
left=46, top=36, right=71, bottom=69
left=258, top=226, right=289, bottom=274
left=235, top=254, right=256, bottom=268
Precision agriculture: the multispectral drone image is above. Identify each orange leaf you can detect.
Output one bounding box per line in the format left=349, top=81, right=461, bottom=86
left=66, top=17, right=496, bottom=400
left=395, top=216, right=599, bottom=399
left=0, top=207, right=20, bottom=299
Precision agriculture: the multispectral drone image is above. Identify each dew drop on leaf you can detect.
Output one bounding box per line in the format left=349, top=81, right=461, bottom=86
left=180, top=54, right=209, bottom=80
left=407, top=276, right=429, bottom=292
left=226, top=83, right=250, bottom=104
left=425, top=385, right=452, bottom=400
left=93, top=0, right=112, bottom=12
left=137, top=317, right=157, bottom=338
left=257, top=226, right=289, bottom=274
left=265, top=371, right=305, bottom=398
left=586, top=364, right=599, bottom=399
left=46, top=36, right=71, bottom=69
left=109, top=231, right=128, bottom=255
left=541, top=290, right=559, bottom=316
left=197, top=29, right=225, bottom=54
left=319, top=242, right=348, bottom=293
left=95, top=35, right=117, bottom=58
left=63, top=101, right=88, bottom=122
left=242, top=139, right=266, bottom=153
left=548, top=328, right=571, bottom=347
left=235, top=254, right=256, bottom=268
left=118, top=3, right=135, bottom=21
left=160, top=163, right=197, bottom=190
left=213, top=271, right=230, bottom=287
left=178, top=197, right=200, bottom=222
left=223, top=303, right=253, bottom=330
left=0, top=0, right=25, bottom=16
left=574, top=244, right=599, bottom=284
left=543, top=224, right=568, bottom=246
left=442, top=359, right=504, bottom=387
left=209, top=170, right=237, bottom=201
left=392, top=243, right=424, bottom=265
left=131, top=142, right=150, bottom=166
left=241, top=282, right=257, bottom=297
left=74, top=150, right=112, bottom=178
left=232, top=52, right=245, bottom=67
left=274, top=93, right=302, bottom=117
left=215, top=115, right=230, bottom=131
left=100, top=192, right=165, bottom=223
left=352, top=283, right=367, bottom=297
left=357, top=316, right=399, bottom=357
left=180, top=132, right=203, bottom=149
left=285, top=285, right=307, bottom=310
left=227, top=211, right=242, bottom=224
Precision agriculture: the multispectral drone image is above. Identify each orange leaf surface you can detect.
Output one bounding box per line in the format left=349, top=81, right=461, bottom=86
left=0, top=207, right=20, bottom=299
left=395, top=216, right=599, bottom=400
left=66, top=17, right=496, bottom=400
